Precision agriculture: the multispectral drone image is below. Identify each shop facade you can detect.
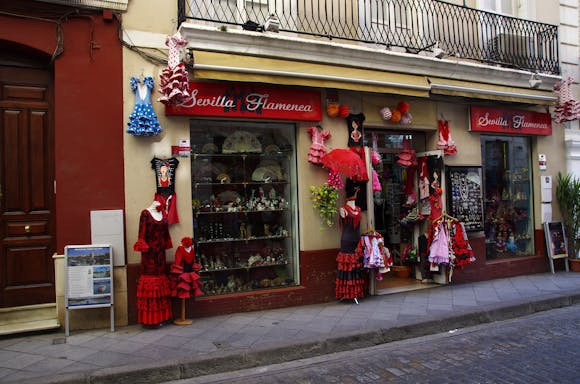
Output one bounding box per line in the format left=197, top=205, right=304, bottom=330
left=2, top=0, right=577, bottom=334
left=116, top=0, right=577, bottom=323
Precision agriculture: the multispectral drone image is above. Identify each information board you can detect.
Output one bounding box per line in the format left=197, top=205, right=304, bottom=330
left=65, top=245, right=114, bottom=308
left=446, top=166, right=484, bottom=231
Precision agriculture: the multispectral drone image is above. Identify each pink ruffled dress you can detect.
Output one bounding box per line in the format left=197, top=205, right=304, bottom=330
left=307, top=126, right=331, bottom=165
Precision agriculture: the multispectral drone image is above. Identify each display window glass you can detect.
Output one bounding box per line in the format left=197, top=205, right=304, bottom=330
left=190, top=120, right=299, bottom=296
left=481, top=136, right=534, bottom=259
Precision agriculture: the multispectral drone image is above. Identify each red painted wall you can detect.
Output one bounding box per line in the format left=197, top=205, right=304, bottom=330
left=0, top=10, right=125, bottom=253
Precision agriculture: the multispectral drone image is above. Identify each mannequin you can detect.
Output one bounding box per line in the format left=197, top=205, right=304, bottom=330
left=147, top=201, right=163, bottom=221
left=134, top=197, right=173, bottom=328
left=169, top=237, right=203, bottom=325
left=335, top=188, right=365, bottom=303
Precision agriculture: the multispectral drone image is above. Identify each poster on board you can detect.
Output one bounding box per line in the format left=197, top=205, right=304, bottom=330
left=446, top=166, right=484, bottom=231
left=65, top=245, right=114, bottom=309
left=544, top=221, right=568, bottom=259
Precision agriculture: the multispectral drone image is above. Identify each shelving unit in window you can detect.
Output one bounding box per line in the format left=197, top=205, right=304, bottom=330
left=191, top=146, right=296, bottom=297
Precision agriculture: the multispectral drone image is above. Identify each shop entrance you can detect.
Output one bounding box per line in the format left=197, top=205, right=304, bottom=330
left=0, top=54, right=56, bottom=307
left=365, top=131, right=445, bottom=295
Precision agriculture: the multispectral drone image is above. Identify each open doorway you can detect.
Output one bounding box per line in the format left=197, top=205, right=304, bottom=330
left=365, top=130, right=444, bottom=295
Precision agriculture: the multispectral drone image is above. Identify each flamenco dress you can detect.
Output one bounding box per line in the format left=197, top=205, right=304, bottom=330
left=335, top=203, right=365, bottom=299
left=127, top=76, right=163, bottom=136
left=169, top=245, right=203, bottom=299
left=134, top=209, right=173, bottom=325
left=307, top=126, right=331, bottom=165
left=151, top=157, right=180, bottom=224
left=158, top=32, right=192, bottom=107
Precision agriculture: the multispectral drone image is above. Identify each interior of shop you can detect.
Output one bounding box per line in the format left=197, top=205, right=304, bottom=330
left=364, top=130, right=445, bottom=295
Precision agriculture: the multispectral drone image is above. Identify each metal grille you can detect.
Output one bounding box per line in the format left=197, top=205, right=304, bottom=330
left=178, top=0, right=559, bottom=75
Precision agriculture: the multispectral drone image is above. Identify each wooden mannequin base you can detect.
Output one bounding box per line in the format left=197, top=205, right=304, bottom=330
left=173, top=318, right=192, bottom=326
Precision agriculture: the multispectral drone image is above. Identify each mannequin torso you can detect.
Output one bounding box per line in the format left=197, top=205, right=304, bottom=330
left=147, top=201, right=163, bottom=221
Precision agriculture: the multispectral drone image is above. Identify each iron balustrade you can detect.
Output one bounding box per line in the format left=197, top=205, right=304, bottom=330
left=178, top=0, right=559, bottom=75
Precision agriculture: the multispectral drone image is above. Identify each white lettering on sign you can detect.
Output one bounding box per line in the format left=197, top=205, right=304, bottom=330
left=478, top=112, right=548, bottom=130
left=477, top=113, right=508, bottom=128
left=190, top=89, right=314, bottom=113
left=512, top=115, right=549, bottom=130
left=246, top=93, right=313, bottom=112
left=190, top=89, right=235, bottom=108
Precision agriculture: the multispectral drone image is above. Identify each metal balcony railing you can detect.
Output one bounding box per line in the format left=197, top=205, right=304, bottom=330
left=178, top=0, right=560, bottom=75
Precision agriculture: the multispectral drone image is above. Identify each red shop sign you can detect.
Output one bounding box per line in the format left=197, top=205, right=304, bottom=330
left=470, top=106, right=552, bottom=136
left=165, top=82, right=322, bottom=121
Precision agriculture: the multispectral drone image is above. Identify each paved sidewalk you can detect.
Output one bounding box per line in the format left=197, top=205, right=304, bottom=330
left=1, top=272, right=579, bottom=384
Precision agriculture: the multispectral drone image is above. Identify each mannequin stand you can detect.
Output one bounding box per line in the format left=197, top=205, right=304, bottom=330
left=173, top=298, right=192, bottom=326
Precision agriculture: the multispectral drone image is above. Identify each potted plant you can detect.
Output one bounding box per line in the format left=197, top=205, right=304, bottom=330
left=555, top=172, right=580, bottom=271
left=310, top=184, right=339, bottom=229
left=391, top=245, right=416, bottom=278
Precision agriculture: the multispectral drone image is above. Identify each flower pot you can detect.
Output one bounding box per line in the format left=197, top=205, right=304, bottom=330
left=569, top=258, right=580, bottom=272
left=392, top=265, right=412, bottom=278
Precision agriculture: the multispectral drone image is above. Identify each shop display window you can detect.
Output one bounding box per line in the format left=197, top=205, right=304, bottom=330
left=190, top=120, right=298, bottom=296
left=482, top=136, right=534, bottom=259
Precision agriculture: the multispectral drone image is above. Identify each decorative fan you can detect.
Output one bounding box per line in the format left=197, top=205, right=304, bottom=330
left=222, top=131, right=262, bottom=154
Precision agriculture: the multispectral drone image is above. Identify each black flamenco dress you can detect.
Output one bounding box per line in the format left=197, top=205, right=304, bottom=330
left=335, top=203, right=365, bottom=300
left=133, top=209, right=173, bottom=325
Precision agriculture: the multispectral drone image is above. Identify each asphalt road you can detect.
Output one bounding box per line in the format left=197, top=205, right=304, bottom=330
left=166, top=304, right=580, bottom=384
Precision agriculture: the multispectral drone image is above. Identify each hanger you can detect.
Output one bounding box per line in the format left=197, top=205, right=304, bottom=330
left=362, top=228, right=380, bottom=236
left=432, top=211, right=458, bottom=223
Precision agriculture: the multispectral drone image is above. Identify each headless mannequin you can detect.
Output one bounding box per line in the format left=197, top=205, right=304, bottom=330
left=340, top=199, right=358, bottom=219
left=147, top=201, right=163, bottom=221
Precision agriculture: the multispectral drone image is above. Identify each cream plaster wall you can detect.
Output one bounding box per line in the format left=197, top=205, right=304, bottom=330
left=123, top=49, right=193, bottom=265
left=123, top=0, right=177, bottom=34
left=122, top=0, right=193, bottom=265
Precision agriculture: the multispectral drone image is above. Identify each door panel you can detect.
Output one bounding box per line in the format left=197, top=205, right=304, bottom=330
left=0, top=65, right=55, bottom=307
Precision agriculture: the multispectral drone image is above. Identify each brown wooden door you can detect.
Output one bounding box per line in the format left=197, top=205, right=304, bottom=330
left=0, top=65, right=55, bottom=307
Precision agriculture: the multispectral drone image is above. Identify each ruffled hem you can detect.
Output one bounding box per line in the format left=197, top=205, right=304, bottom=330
left=335, top=279, right=365, bottom=299
left=169, top=271, right=203, bottom=299
left=137, top=297, right=172, bottom=325
left=137, top=274, right=171, bottom=298
left=336, top=252, right=363, bottom=271
left=137, top=274, right=172, bottom=325
left=134, top=239, right=149, bottom=252
left=428, top=256, right=450, bottom=265
left=158, top=63, right=192, bottom=107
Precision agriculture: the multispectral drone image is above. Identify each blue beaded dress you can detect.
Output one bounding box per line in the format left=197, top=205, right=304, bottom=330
left=127, top=76, right=163, bottom=136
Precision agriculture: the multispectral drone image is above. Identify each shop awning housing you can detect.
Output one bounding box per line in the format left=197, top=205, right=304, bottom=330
left=428, top=77, right=557, bottom=105
left=192, top=51, right=431, bottom=98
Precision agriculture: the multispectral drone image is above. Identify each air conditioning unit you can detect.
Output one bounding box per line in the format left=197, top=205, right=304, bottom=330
left=486, top=33, right=536, bottom=69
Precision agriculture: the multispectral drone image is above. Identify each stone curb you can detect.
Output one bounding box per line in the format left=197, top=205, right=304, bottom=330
left=18, top=292, right=580, bottom=384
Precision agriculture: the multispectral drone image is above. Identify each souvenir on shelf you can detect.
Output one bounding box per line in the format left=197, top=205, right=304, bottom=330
left=190, top=123, right=297, bottom=296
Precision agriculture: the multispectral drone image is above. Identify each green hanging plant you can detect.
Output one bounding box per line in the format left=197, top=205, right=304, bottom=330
left=310, top=184, right=339, bottom=229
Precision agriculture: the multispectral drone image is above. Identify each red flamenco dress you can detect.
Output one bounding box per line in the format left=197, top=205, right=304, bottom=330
left=169, top=237, right=203, bottom=299
left=134, top=207, right=173, bottom=326
left=335, top=201, right=365, bottom=300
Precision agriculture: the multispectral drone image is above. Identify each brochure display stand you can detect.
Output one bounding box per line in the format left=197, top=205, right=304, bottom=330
left=64, top=245, right=115, bottom=336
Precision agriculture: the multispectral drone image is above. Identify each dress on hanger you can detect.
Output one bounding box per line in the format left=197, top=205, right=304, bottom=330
left=307, top=126, right=331, bottom=165
left=134, top=206, right=173, bottom=326
left=346, top=113, right=365, bottom=147
left=127, top=76, right=163, bottom=136
left=436, top=120, right=457, bottom=155
left=335, top=200, right=365, bottom=300
left=158, top=32, right=192, bottom=107
left=151, top=157, right=180, bottom=224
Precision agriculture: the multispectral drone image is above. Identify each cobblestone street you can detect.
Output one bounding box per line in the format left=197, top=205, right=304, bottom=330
left=176, top=305, right=580, bottom=384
